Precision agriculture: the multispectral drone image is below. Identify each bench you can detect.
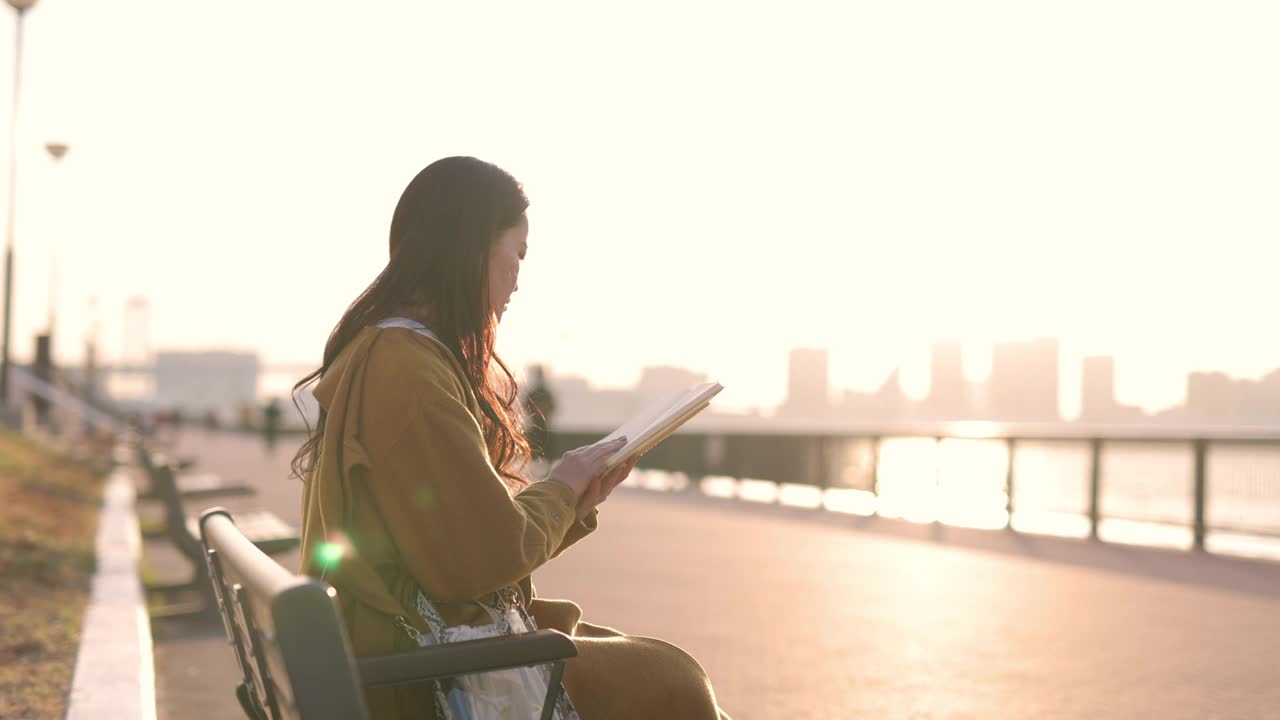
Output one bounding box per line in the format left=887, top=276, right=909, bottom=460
left=139, top=447, right=300, bottom=615
left=199, top=508, right=578, bottom=720
left=134, top=443, right=256, bottom=500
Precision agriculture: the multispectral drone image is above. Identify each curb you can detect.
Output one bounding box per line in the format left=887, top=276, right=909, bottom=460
left=65, top=466, right=157, bottom=720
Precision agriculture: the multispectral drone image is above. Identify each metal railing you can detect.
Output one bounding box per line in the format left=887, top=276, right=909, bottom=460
left=4, top=364, right=127, bottom=435
left=550, top=422, right=1280, bottom=551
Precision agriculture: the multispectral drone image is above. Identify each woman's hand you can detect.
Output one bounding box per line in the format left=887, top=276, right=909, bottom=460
left=575, top=456, right=638, bottom=522
left=547, top=437, right=627, bottom=498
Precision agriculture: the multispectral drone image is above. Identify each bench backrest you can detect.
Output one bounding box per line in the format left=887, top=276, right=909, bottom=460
left=138, top=450, right=205, bottom=560
left=200, top=509, right=371, bottom=720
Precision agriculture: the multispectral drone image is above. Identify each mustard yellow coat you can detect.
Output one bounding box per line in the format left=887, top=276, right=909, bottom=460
left=300, top=325, right=730, bottom=719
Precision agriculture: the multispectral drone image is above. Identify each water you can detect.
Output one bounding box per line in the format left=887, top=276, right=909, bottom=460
left=258, top=365, right=1280, bottom=559
left=625, top=438, right=1280, bottom=561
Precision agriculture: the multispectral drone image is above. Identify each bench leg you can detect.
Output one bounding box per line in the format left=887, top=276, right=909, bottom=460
left=540, top=660, right=566, bottom=720
left=144, top=578, right=204, bottom=594
left=236, top=681, right=269, bottom=720
left=144, top=561, right=219, bottom=619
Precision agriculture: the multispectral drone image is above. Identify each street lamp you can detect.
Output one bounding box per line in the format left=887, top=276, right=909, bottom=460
left=44, top=141, right=65, bottom=339
left=1, top=0, right=40, bottom=410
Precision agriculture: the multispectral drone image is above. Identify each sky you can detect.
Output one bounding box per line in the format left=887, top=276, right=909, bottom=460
left=1, top=0, right=1278, bottom=415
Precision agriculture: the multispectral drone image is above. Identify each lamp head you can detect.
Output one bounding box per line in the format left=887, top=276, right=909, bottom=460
left=6, top=1, right=39, bottom=12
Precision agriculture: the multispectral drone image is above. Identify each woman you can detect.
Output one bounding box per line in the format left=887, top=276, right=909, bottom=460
left=294, top=156, right=731, bottom=719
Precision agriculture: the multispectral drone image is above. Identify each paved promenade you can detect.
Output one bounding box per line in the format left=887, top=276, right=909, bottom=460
left=145, top=430, right=1280, bottom=720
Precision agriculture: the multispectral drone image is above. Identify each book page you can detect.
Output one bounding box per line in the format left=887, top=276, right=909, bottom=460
left=600, top=388, right=691, bottom=444
left=599, top=382, right=722, bottom=470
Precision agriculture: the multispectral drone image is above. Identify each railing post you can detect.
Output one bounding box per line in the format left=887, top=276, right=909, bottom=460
left=933, top=436, right=944, bottom=525
left=1088, top=438, right=1102, bottom=540
left=870, top=436, right=881, bottom=497
left=813, top=436, right=828, bottom=489
left=1193, top=439, right=1208, bottom=552
left=1005, top=437, right=1017, bottom=529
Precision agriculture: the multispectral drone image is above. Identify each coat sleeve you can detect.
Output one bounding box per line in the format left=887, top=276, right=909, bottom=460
left=553, top=509, right=598, bottom=558
left=363, top=391, right=579, bottom=603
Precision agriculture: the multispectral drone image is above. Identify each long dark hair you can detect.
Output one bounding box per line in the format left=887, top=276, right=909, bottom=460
left=290, top=156, right=532, bottom=488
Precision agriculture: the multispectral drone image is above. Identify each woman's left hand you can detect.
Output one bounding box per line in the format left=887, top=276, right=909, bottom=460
left=576, top=457, right=638, bottom=523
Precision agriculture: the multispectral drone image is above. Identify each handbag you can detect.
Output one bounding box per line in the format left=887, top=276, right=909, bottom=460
left=396, top=586, right=580, bottom=720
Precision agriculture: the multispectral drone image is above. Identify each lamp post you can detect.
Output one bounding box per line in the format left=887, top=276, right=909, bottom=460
left=1, top=0, right=39, bottom=410
left=84, top=293, right=97, bottom=416
left=44, top=141, right=65, bottom=340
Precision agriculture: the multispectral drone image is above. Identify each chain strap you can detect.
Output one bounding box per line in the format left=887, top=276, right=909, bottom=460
left=395, top=615, right=425, bottom=644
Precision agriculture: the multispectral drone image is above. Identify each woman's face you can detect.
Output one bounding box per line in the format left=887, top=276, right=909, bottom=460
left=487, top=215, right=528, bottom=323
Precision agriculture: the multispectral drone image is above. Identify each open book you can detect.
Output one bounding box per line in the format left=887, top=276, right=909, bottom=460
left=599, top=381, right=723, bottom=472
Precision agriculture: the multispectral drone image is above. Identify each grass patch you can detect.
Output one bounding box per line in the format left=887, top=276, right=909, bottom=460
left=0, top=430, right=112, bottom=720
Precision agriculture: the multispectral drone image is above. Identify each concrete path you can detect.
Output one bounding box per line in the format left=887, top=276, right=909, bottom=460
left=145, top=430, right=1280, bottom=720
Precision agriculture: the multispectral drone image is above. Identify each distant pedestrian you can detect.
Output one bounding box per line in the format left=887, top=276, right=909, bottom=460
left=523, top=364, right=557, bottom=462
left=262, top=398, right=282, bottom=450
left=151, top=410, right=169, bottom=446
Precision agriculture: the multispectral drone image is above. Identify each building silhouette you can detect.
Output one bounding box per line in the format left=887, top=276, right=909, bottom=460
left=543, top=374, right=628, bottom=428
left=1079, top=356, right=1117, bottom=421
left=923, top=340, right=969, bottom=419
left=838, top=368, right=909, bottom=422
left=1185, top=371, right=1235, bottom=422
left=542, top=364, right=712, bottom=429
left=636, top=365, right=708, bottom=399
left=778, top=348, right=830, bottom=418
left=154, top=350, right=260, bottom=421
left=1181, top=370, right=1280, bottom=426
left=986, top=338, right=1060, bottom=422
left=1253, top=370, right=1280, bottom=425
left=122, top=296, right=151, bottom=366
left=1077, top=355, right=1146, bottom=424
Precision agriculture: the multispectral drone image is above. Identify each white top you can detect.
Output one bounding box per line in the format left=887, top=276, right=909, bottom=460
left=375, top=316, right=448, bottom=353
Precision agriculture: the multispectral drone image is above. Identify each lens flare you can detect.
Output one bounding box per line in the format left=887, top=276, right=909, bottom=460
left=314, top=541, right=346, bottom=571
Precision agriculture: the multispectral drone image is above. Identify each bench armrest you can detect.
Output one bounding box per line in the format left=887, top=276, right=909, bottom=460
left=357, top=629, right=577, bottom=688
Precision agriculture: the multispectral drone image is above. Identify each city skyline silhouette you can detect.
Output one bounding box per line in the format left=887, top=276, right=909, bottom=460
left=79, top=331, right=1280, bottom=431
left=536, top=339, right=1280, bottom=430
